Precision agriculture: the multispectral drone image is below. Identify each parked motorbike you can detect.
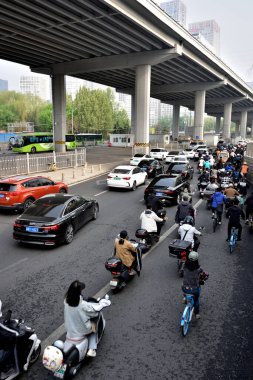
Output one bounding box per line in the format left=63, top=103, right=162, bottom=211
left=0, top=302, right=41, bottom=380
left=42, top=295, right=110, bottom=379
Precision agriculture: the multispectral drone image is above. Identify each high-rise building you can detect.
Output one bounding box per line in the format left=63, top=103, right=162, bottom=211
left=0, top=79, right=8, bottom=91
left=159, top=0, right=187, bottom=28
left=20, top=76, right=50, bottom=100
left=188, top=20, right=220, bottom=55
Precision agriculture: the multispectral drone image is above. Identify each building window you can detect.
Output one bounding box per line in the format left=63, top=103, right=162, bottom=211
left=113, top=138, right=118, bottom=142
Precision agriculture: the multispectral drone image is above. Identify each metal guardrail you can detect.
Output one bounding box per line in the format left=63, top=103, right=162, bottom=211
left=0, top=149, right=86, bottom=177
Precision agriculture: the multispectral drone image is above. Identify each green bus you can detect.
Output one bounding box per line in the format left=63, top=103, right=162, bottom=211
left=75, top=133, right=103, bottom=147
left=11, top=133, right=76, bottom=153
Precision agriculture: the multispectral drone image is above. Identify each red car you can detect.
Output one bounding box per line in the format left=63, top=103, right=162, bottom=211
left=0, top=175, right=68, bottom=211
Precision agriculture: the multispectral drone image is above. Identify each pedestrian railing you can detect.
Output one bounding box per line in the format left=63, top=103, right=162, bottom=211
left=0, top=149, right=86, bottom=177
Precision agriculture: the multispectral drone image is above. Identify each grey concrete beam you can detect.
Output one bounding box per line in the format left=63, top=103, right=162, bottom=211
left=206, top=106, right=253, bottom=114
left=117, top=80, right=226, bottom=96
left=32, top=46, right=182, bottom=75
left=170, top=95, right=246, bottom=107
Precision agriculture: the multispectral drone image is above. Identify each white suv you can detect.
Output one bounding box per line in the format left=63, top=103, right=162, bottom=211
left=150, top=148, right=168, bottom=160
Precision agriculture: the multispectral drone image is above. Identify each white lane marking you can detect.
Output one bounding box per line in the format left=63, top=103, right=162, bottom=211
left=94, top=190, right=108, bottom=196
left=0, top=258, right=28, bottom=274
left=42, top=198, right=203, bottom=351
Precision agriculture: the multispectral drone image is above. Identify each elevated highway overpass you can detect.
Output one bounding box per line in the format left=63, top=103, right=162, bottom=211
left=1, top=0, right=253, bottom=150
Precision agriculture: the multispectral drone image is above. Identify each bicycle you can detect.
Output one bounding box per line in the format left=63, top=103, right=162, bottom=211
left=180, top=293, right=195, bottom=337
left=229, top=227, right=238, bottom=254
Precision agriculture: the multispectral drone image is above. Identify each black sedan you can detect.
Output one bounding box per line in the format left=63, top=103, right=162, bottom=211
left=144, top=174, right=190, bottom=205
left=137, top=159, right=164, bottom=178
left=166, top=162, right=194, bottom=180
left=13, top=194, right=99, bottom=246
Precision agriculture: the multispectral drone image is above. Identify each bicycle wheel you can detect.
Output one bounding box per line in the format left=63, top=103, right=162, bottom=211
left=181, top=306, right=191, bottom=337
left=213, top=217, right=217, bottom=233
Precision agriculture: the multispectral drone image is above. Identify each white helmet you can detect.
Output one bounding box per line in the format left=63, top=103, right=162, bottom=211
left=188, top=251, right=199, bottom=261
left=42, top=345, right=63, bottom=372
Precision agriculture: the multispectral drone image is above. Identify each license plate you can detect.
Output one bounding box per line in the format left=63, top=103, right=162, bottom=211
left=0, top=194, right=4, bottom=198
left=113, top=177, right=121, bottom=180
left=54, top=364, right=67, bottom=379
left=110, top=280, right=118, bottom=287
left=156, top=192, right=163, bottom=196
left=26, top=226, right=39, bottom=233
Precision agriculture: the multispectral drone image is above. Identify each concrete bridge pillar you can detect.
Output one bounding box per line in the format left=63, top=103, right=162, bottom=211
left=135, top=64, right=151, bottom=153
left=240, top=110, right=247, bottom=139
left=223, top=103, right=232, bottom=140
left=215, top=116, right=221, bottom=134
left=172, top=105, right=180, bottom=140
left=131, top=94, right=136, bottom=136
left=193, top=90, right=205, bottom=140
left=51, top=74, right=66, bottom=152
left=251, top=120, right=253, bottom=139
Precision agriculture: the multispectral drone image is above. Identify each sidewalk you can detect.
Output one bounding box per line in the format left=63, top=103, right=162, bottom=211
left=39, top=160, right=127, bottom=186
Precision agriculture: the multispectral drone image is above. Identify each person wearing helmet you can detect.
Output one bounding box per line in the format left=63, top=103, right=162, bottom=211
left=211, top=188, right=226, bottom=224
left=64, top=280, right=111, bottom=358
left=114, top=230, right=137, bottom=273
left=226, top=198, right=245, bottom=241
left=182, top=251, right=206, bottom=319
left=175, top=195, right=195, bottom=224
left=178, top=216, right=202, bottom=251
left=225, top=162, right=233, bottom=172
left=241, top=162, right=249, bottom=178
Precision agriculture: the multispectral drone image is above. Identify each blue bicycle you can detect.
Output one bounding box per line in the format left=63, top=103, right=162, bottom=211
left=229, top=227, right=238, bottom=254
left=181, top=294, right=196, bottom=337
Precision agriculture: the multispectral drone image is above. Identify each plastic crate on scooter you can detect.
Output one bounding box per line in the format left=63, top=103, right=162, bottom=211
left=168, top=239, right=192, bottom=258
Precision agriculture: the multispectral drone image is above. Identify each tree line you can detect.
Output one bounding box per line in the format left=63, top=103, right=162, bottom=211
left=0, top=87, right=130, bottom=137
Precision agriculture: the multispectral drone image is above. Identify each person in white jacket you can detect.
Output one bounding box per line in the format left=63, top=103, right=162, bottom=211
left=178, top=216, right=202, bottom=251
left=64, top=280, right=111, bottom=358
left=140, top=204, right=164, bottom=235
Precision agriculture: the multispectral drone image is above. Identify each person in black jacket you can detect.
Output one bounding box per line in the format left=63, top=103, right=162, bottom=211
left=226, top=198, right=245, bottom=241
left=175, top=195, right=195, bottom=224
left=245, top=192, right=253, bottom=223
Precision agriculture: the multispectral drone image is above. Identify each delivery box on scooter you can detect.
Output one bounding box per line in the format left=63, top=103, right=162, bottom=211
left=168, top=239, right=192, bottom=258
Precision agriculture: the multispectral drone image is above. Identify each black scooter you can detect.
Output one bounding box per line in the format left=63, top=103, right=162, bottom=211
left=0, top=303, right=41, bottom=380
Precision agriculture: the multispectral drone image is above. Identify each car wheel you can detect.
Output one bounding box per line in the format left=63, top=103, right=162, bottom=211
left=23, top=198, right=35, bottom=210
left=132, top=181, right=137, bottom=191
left=64, top=224, right=74, bottom=244
left=92, top=205, right=99, bottom=220
left=59, top=188, right=67, bottom=193
left=31, top=147, right=36, bottom=154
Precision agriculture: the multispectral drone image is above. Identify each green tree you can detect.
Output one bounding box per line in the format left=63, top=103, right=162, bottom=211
left=37, top=103, right=53, bottom=131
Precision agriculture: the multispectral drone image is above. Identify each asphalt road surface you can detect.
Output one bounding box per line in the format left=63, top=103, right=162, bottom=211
left=0, top=156, right=253, bottom=380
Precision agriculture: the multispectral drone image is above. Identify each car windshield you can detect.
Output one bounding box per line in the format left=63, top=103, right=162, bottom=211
left=168, top=151, right=180, bottom=155
left=133, top=154, right=144, bottom=158
left=152, top=177, right=176, bottom=188
left=139, top=160, right=152, bottom=167
left=151, top=149, right=163, bottom=152
left=22, top=201, right=65, bottom=219
left=0, top=183, right=17, bottom=191
left=168, top=164, right=185, bottom=171
left=184, top=149, right=193, bottom=152
left=112, top=168, right=131, bottom=174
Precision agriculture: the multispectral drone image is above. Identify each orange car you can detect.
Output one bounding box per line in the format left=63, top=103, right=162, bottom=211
left=0, top=175, right=68, bottom=211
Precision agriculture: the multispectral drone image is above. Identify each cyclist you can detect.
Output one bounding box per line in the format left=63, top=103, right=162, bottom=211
left=178, top=216, right=202, bottom=251
left=211, top=188, right=226, bottom=224
left=224, top=184, right=239, bottom=209
left=245, top=192, right=253, bottom=224
left=114, top=230, right=137, bottom=273
left=182, top=251, right=205, bottom=319
left=226, top=198, right=245, bottom=241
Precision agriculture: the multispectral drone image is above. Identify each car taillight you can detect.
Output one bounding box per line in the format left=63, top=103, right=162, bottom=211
left=43, top=225, right=60, bottom=231
left=123, top=177, right=131, bottom=180
left=14, top=222, right=22, bottom=228
left=9, top=192, right=18, bottom=196
left=163, top=190, right=174, bottom=194
left=107, top=175, right=113, bottom=179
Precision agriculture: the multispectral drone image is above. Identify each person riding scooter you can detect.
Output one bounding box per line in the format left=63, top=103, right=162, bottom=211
left=140, top=204, right=164, bottom=243
left=114, top=230, right=137, bottom=274
left=64, top=280, right=111, bottom=358
left=175, top=195, right=195, bottom=224
left=178, top=216, right=202, bottom=251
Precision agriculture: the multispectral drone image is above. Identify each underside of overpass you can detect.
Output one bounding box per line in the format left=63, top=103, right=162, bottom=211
left=1, top=0, right=253, bottom=148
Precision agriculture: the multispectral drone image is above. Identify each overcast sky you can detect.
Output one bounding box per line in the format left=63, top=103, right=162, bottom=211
left=1, top=0, right=253, bottom=90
